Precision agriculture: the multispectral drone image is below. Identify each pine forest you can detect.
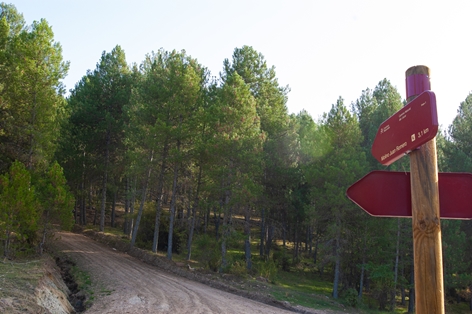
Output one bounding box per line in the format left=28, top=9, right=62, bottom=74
left=1, top=3, right=472, bottom=312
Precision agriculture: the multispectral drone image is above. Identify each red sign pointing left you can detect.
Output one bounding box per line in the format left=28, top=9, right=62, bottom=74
left=346, top=171, right=472, bottom=219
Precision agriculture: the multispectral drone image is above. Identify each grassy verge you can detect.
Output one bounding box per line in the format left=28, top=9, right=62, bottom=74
left=269, top=270, right=343, bottom=310
left=0, top=257, right=59, bottom=313
left=0, top=258, right=43, bottom=298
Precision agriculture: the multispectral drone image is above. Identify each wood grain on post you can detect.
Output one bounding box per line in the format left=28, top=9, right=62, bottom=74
left=406, top=66, right=445, bottom=314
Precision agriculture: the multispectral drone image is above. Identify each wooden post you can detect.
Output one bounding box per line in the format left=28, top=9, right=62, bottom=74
left=406, top=66, right=445, bottom=313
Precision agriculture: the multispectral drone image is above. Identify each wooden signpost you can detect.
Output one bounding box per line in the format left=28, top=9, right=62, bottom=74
left=346, top=66, right=464, bottom=313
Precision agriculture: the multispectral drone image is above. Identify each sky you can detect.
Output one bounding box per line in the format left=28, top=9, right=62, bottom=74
left=12, top=0, right=472, bottom=129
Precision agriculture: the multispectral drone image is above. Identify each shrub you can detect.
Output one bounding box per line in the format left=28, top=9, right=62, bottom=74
left=0, top=161, right=39, bottom=257
left=228, top=260, right=248, bottom=277
left=193, top=234, right=221, bottom=271
left=344, top=288, right=359, bottom=307
left=273, top=248, right=290, bottom=271
left=253, top=259, right=278, bottom=282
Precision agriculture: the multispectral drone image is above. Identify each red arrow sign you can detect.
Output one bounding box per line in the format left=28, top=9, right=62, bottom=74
left=371, top=91, right=438, bottom=165
left=346, top=171, right=472, bottom=219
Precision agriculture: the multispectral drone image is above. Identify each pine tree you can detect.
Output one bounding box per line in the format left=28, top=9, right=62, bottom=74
left=0, top=4, right=69, bottom=172
left=64, top=46, right=130, bottom=231
left=209, top=72, right=264, bottom=270
left=310, top=97, right=367, bottom=298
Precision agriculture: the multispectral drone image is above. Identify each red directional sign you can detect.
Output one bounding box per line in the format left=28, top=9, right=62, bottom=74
left=371, top=91, right=438, bottom=165
left=346, top=171, right=472, bottom=219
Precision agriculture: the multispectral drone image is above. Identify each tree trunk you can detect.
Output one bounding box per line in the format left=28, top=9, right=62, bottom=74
left=80, top=173, right=86, bottom=225
left=152, top=142, right=169, bottom=253
left=244, top=205, right=252, bottom=270
left=93, top=204, right=98, bottom=225
left=81, top=153, right=88, bottom=226
left=220, top=196, right=231, bottom=272
left=167, top=152, right=180, bottom=260
left=294, top=218, right=300, bottom=261
left=305, top=226, right=309, bottom=252
left=220, top=205, right=230, bottom=271
left=204, top=206, right=210, bottom=234
left=358, top=225, right=367, bottom=300
left=313, top=235, right=318, bottom=264
left=408, top=270, right=415, bottom=313
left=79, top=194, right=87, bottom=226
left=282, top=219, right=287, bottom=248
left=221, top=225, right=228, bottom=272
left=100, top=130, right=111, bottom=232
left=87, top=183, right=94, bottom=226
left=220, top=177, right=232, bottom=272
left=400, top=257, right=406, bottom=305
left=128, top=176, right=137, bottom=238
left=308, top=226, right=313, bottom=254
left=4, top=229, right=11, bottom=257
left=130, top=151, right=153, bottom=248
left=186, top=166, right=202, bottom=261
left=73, top=196, right=77, bottom=225
left=260, top=208, right=265, bottom=256
left=80, top=194, right=85, bottom=225
left=123, top=177, right=130, bottom=234
left=111, top=187, right=117, bottom=228
left=214, top=209, right=220, bottom=241
left=391, top=218, right=401, bottom=311
left=265, top=224, right=274, bottom=257
left=469, top=284, right=472, bottom=311
left=358, top=261, right=365, bottom=300
left=332, top=217, right=342, bottom=299
left=39, top=211, right=49, bottom=256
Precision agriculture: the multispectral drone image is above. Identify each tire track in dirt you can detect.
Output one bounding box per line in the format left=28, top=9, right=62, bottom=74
left=54, top=232, right=296, bottom=314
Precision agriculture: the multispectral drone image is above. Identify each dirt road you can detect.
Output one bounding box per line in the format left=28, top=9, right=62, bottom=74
left=55, top=232, right=301, bottom=314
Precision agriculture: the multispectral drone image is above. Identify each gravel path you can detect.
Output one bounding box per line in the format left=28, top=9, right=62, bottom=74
left=55, top=232, right=302, bottom=314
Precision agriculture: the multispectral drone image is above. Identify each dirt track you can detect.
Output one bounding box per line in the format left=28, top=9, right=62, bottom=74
left=55, top=232, right=303, bottom=314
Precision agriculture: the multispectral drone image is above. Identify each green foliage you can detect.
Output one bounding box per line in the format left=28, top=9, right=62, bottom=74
left=193, top=234, right=221, bottom=271
left=444, top=93, right=472, bottom=173
left=308, top=97, right=368, bottom=298
left=351, top=79, right=404, bottom=171
left=0, top=161, right=74, bottom=257
left=0, top=3, right=26, bottom=35
left=66, top=45, right=130, bottom=232
left=0, top=161, right=39, bottom=257
left=0, top=5, right=69, bottom=172
left=34, top=162, right=75, bottom=254
left=36, top=162, right=75, bottom=230
left=442, top=220, right=471, bottom=292
left=253, top=258, right=278, bottom=282
left=272, top=248, right=290, bottom=272
left=343, top=288, right=359, bottom=308
left=449, top=93, right=472, bottom=156
left=223, top=45, right=289, bottom=137
left=227, top=260, right=248, bottom=277
left=366, top=262, right=395, bottom=310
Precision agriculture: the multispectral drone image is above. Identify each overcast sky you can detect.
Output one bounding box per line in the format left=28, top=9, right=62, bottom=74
left=12, top=0, right=472, bottom=129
